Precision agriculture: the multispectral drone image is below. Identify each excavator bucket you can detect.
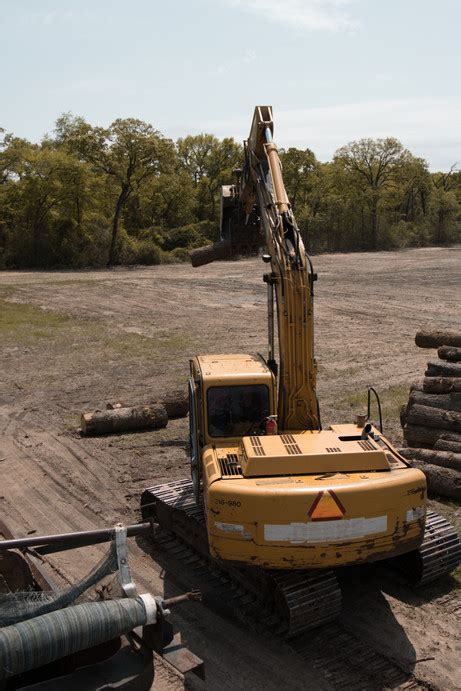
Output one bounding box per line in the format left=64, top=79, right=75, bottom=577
left=189, top=185, right=263, bottom=267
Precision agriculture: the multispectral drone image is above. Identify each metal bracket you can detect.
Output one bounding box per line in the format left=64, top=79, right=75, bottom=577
left=115, top=524, right=137, bottom=598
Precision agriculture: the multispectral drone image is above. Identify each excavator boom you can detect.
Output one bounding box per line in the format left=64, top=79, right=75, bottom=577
left=241, top=106, right=319, bottom=430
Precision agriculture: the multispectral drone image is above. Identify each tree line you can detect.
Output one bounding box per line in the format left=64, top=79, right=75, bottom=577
left=0, top=114, right=459, bottom=269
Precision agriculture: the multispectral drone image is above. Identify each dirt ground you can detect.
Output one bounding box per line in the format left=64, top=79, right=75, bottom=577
left=0, top=246, right=460, bottom=690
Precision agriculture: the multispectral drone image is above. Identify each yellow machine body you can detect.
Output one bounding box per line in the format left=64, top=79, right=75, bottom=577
left=189, top=354, right=427, bottom=570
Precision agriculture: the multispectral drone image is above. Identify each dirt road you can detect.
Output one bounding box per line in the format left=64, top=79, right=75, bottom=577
left=1, top=247, right=460, bottom=689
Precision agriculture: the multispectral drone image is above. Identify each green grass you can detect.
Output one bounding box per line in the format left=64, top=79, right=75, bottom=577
left=105, top=332, right=158, bottom=357
left=0, top=285, right=18, bottom=299
left=341, top=384, right=409, bottom=420
left=106, top=332, right=195, bottom=358
left=0, top=297, right=196, bottom=363
left=0, top=299, right=70, bottom=344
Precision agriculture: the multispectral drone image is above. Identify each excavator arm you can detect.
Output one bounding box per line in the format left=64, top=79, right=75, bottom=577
left=240, top=106, right=319, bottom=431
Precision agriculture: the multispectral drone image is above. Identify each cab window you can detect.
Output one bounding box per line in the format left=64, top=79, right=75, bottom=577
left=207, top=385, right=270, bottom=438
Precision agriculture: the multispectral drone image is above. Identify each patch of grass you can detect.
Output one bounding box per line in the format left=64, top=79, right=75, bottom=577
left=342, top=384, right=409, bottom=420
left=105, top=333, right=155, bottom=357
left=0, top=286, right=17, bottom=299
left=105, top=332, right=195, bottom=359
left=0, top=299, right=70, bottom=344
left=35, top=278, right=101, bottom=287
left=0, top=294, right=197, bottom=367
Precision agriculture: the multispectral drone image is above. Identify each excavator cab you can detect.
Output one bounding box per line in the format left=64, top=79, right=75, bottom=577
left=207, top=385, right=270, bottom=438
left=188, top=354, right=276, bottom=500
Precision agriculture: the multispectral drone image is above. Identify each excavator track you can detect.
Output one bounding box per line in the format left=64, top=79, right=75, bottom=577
left=271, top=569, right=342, bottom=637
left=141, top=479, right=441, bottom=690
left=397, top=510, right=461, bottom=585
left=141, top=479, right=342, bottom=637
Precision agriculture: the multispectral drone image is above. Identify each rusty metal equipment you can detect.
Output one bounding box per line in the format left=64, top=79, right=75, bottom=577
left=0, top=519, right=204, bottom=689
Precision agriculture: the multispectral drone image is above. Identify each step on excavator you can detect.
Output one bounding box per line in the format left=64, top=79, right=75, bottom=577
left=142, top=106, right=461, bottom=637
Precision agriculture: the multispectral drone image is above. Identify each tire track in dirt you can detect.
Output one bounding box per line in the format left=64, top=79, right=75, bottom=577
left=1, top=247, right=460, bottom=688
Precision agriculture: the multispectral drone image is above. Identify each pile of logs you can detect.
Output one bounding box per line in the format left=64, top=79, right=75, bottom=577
left=400, top=330, right=461, bottom=500
left=80, top=389, right=188, bottom=436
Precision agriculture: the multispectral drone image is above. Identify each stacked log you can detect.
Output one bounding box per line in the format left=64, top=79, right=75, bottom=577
left=425, top=361, right=461, bottom=377
left=423, top=378, right=461, bottom=394
left=80, top=389, right=188, bottom=436
left=437, top=345, right=461, bottom=362
left=401, top=330, right=461, bottom=499
left=398, top=452, right=461, bottom=501
left=414, top=330, right=461, bottom=348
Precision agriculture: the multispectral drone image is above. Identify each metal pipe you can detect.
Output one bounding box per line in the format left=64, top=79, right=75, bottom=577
left=267, top=279, right=274, bottom=363
left=163, top=591, right=202, bottom=608
left=0, top=522, right=153, bottom=552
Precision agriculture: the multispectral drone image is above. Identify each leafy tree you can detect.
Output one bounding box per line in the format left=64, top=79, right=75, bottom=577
left=334, top=138, right=413, bottom=249
left=280, top=147, right=317, bottom=212
left=177, top=134, right=242, bottom=219
left=0, top=115, right=460, bottom=268
left=125, top=170, right=197, bottom=232
left=1, top=142, right=88, bottom=266
left=54, top=114, right=175, bottom=264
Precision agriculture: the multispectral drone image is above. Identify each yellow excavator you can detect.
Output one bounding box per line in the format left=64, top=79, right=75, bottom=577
left=142, top=106, right=460, bottom=636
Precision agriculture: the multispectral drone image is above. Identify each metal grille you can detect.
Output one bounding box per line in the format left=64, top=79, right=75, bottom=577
left=250, top=437, right=266, bottom=456
left=281, top=434, right=302, bottom=455
left=386, top=453, right=398, bottom=465
left=326, top=447, right=341, bottom=453
left=358, top=440, right=376, bottom=451
left=218, top=454, right=243, bottom=476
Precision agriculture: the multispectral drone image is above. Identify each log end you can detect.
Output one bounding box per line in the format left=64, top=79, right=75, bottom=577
left=80, top=412, right=92, bottom=436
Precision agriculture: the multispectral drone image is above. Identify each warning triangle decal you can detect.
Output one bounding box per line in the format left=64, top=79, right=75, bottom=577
left=308, top=491, right=345, bottom=521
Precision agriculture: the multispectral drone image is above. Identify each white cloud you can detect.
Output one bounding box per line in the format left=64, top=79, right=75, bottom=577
left=223, top=0, right=359, bottom=33
left=188, top=99, right=461, bottom=171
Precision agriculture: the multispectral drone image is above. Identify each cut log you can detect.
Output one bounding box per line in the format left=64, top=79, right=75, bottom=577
left=403, top=424, right=461, bottom=448
left=81, top=403, right=168, bottom=436
left=437, top=345, right=461, bottom=362
left=408, top=390, right=461, bottom=413
left=434, top=439, right=461, bottom=454
left=104, top=391, right=188, bottom=419
left=398, top=447, right=461, bottom=473
left=406, top=403, right=461, bottom=432
left=189, top=241, right=233, bottom=268
left=423, top=377, right=461, bottom=394
left=402, top=457, right=461, bottom=500
left=425, top=361, right=461, bottom=378
left=409, top=381, right=423, bottom=392
left=156, top=389, right=188, bottom=419
left=415, top=330, right=461, bottom=349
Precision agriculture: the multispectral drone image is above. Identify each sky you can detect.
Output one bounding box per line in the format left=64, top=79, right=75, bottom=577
left=1, top=0, right=460, bottom=170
